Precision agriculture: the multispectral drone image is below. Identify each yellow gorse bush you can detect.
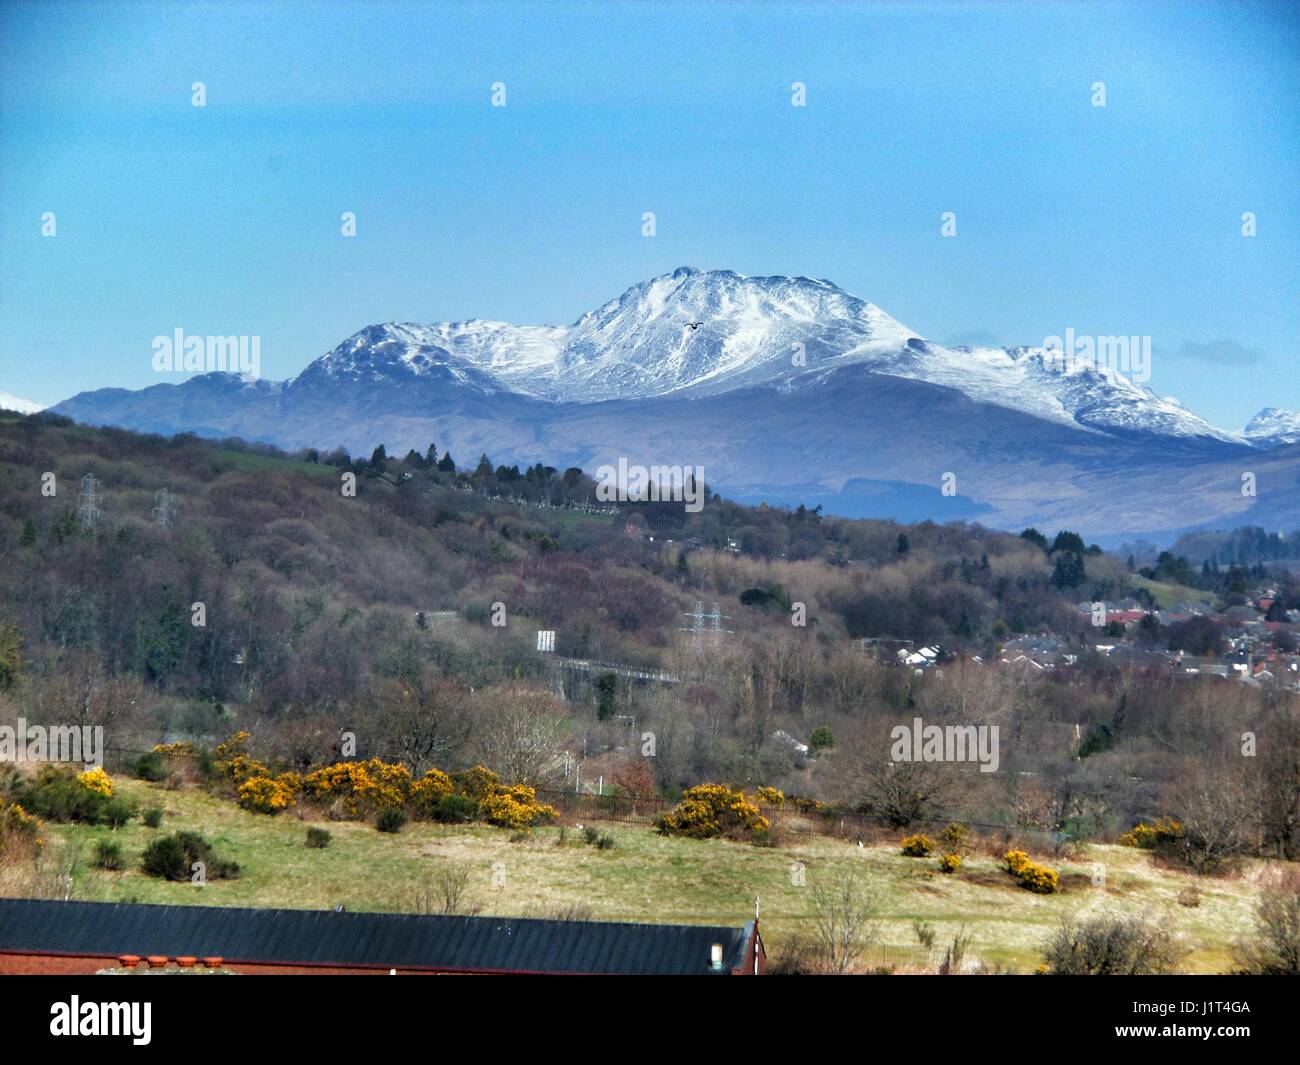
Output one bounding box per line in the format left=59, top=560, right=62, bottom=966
left=755, top=786, right=785, bottom=807
left=409, top=768, right=454, bottom=815
left=938, top=853, right=962, bottom=873
left=1003, top=850, right=1058, bottom=893
left=301, top=759, right=411, bottom=816
left=237, top=774, right=297, bottom=814
left=450, top=764, right=501, bottom=801
left=77, top=766, right=113, bottom=798
left=210, top=738, right=551, bottom=833
left=655, top=784, right=770, bottom=841
left=1119, top=818, right=1184, bottom=849
left=480, top=783, right=558, bottom=829
left=2, top=800, right=40, bottom=835
left=901, top=833, right=933, bottom=857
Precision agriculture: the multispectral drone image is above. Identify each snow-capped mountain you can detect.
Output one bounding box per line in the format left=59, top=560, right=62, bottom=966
left=297, top=268, right=1238, bottom=443
left=49, top=268, right=1298, bottom=537
left=1244, top=407, right=1300, bottom=448
left=0, top=389, right=44, bottom=414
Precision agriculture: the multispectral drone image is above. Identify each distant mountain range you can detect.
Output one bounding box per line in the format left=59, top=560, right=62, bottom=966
left=47, top=268, right=1300, bottom=541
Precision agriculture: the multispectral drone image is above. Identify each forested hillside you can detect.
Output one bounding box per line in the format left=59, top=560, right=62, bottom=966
left=1, top=412, right=1297, bottom=858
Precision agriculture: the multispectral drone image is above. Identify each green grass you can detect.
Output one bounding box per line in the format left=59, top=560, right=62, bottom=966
left=1130, top=574, right=1216, bottom=610
left=210, top=447, right=337, bottom=479
left=33, top=779, right=1269, bottom=973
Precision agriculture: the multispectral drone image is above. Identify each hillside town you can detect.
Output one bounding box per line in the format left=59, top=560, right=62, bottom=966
left=868, top=588, right=1300, bottom=692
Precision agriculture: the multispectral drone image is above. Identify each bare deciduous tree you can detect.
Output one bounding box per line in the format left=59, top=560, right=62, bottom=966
left=378, top=671, right=469, bottom=774
left=472, top=686, right=568, bottom=787
left=411, top=862, right=482, bottom=916
left=1041, top=912, right=1187, bottom=975
left=808, top=868, right=881, bottom=974
left=1233, top=868, right=1300, bottom=975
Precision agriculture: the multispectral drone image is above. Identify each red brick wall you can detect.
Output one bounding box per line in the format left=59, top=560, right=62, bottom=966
left=0, top=952, right=444, bottom=975
left=2, top=941, right=768, bottom=975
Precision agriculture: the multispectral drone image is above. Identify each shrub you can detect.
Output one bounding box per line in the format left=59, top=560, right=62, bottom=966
left=93, top=839, right=124, bottom=870
left=655, top=784, right=769, bottom=841
left=376, top=808, right=407, bottom=833
left=237, top=774, right=297, bottom=815
left=0, top=800, right=40, bottom=862
left=305, top=826, right=331, bottom=849
left=1233, top=871, right=1300, bottom=975
left=17, top=765, right=120, bottom=825
left=140, top=835, right=186, bottom=880
left=1004, top=850, right=1059, bottom=893
left=810, top=726, right=834, bottom=753
left=450, top=764, right=501, bottom=802
left=595, top=832, right=616, bottom=850
left=142, top=806, right=164, bottom=828
left=302, top=759, right=411, bottom=818
left=103, top=798, right=135, bottom=828
left=901, top=833, right=933, bottom=857
left=141, top=831, right=238, bottom=881
left=755, top=786, right=784, bottom=807
left=1119, top=818, right=1183, bottom=850
left=433, top=793, right=478, bottom=824
left=1, top=800, right=39, bottom=837
left=77, top=766, right=114, bottom=798
left=132, top=751, right=167, bottom=782
left=480, top=784, right=557, bottom=830
left=1041, top=914, right=1186, bottom=974
left=940, top=822, right=970, bottom=854
left=409, top=768, right=454, bottom=818
left=211, top=732, right=271, bottom=788
left=938, top=853, right=962, bottom=874
left=582, top=825, right=600, bottom=845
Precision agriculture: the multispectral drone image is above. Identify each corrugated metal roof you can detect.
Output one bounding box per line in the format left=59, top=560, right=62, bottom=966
left=0, top=898, right=754, bottom=975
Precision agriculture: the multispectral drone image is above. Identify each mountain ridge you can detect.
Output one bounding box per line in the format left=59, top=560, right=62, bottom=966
left=47, top=268, right=1298, bottom=539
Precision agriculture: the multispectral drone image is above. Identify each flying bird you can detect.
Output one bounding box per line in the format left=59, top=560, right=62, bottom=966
left=687, top=322, right=702, bottom=330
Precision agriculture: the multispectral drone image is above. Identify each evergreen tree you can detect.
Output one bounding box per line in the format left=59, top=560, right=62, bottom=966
left=1020, top=527, right=1049, bottom=551
left=596, top=672, right=618, bottom=721
left=1049, top=530, right=1086, bottom=556
left=1050, top=552, right=1087, bottom=588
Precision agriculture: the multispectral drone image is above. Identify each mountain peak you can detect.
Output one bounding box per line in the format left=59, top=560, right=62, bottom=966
left=1244, top=407, right=1300, bottom=447
left=274, top=268, right=1244, bottom=445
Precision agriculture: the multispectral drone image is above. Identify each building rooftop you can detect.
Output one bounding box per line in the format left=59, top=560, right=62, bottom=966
left=0, top=897, right=758, bottom=975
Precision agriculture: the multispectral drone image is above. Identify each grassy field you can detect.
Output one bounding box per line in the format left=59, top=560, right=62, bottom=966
left=1129, top=574, right=1216, bottom=610
left=15, top=779, right=1274, bottom=974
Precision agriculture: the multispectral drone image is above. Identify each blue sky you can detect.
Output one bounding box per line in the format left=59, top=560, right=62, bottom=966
left=1, top=0, right=1296, bottom=429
